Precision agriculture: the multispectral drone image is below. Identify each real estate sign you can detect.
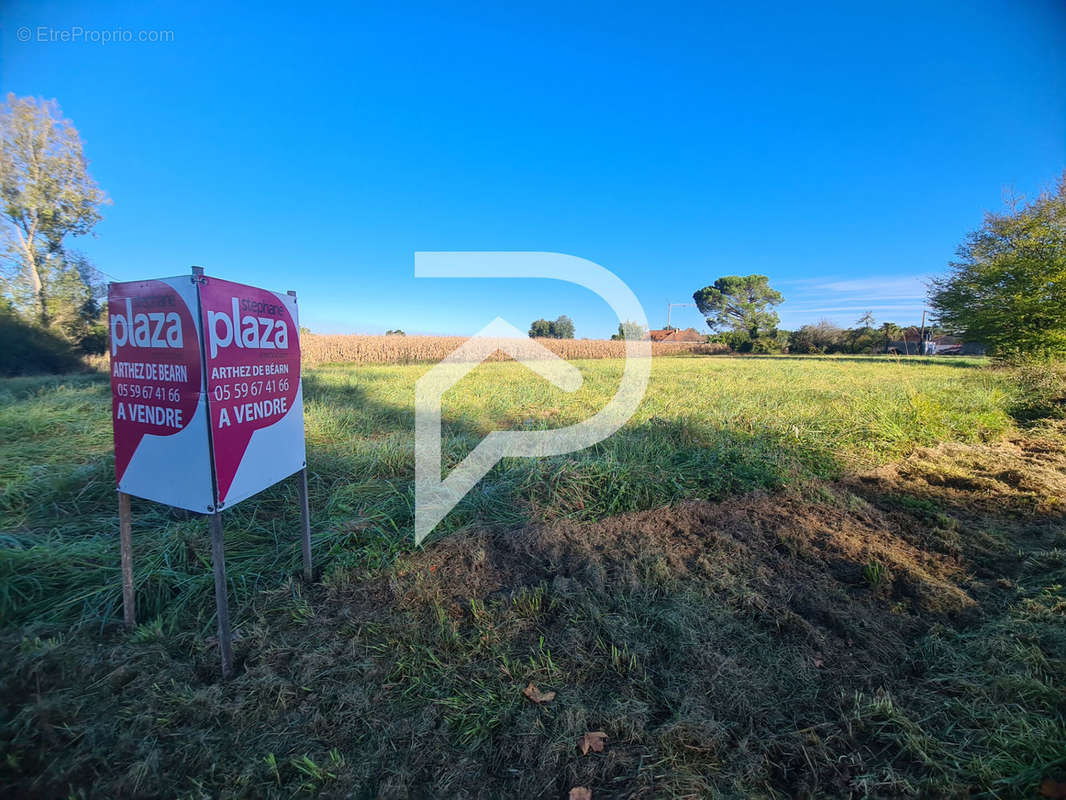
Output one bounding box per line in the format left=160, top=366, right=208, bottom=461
left=109, top=276, right=215, bottom=511
left=108, top=273, right=304, bottom=512
left=198, top=276, right=304, bottom=508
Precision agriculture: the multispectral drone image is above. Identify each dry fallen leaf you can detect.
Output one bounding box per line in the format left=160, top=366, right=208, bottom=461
left=569, top=788, right=592, bottom=800
left=1040, top=778, right=1066, bottom=798
left=579, top=731, right=607, bottom=755
left=522, top=682, right=556, bottom=704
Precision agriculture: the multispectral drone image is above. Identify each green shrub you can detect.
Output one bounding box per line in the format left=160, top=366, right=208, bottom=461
left=1010, top=364, right=1066, bottom=422
left=0, top=307, right=83, bottom=376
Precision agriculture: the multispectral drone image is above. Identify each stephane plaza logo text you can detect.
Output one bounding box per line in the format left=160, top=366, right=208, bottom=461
left=108, top=268, right=310, bottom=678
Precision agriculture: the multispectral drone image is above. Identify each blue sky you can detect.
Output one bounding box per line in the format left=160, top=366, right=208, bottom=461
left=2, top=0, right=1064, bottom=337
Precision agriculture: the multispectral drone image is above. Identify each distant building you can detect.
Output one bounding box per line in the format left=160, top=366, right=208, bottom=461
left=648, top=327, right=705, bottom=343
left=928, top=335, right=986, bottom=356
left=885, top=335, right=986, bottom=356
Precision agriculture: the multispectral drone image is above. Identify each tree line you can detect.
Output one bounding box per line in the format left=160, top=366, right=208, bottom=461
left=701, top=314, right=943, bottom=356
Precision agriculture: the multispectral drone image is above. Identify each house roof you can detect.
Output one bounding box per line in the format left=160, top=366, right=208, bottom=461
left=648, top=328, right=704, bottom=342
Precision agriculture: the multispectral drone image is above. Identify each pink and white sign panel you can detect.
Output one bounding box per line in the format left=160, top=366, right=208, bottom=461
left=109, top=277, right=214, bottom=511
left=198, top=276, right=304, bottom=509
left=108, top=274, right=305, bottom=512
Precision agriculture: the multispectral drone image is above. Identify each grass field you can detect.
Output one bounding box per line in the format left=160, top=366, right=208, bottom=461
left=1, top=354, right=1064, bottom=797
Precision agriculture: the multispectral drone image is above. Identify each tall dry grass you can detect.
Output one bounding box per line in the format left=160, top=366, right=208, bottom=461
left=301, top=334, right=727, bottom=365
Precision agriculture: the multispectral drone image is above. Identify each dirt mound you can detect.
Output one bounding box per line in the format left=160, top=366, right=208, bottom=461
left=387, top=464, right=992, bottom=618
left=355, top=480, right=983, bottom=692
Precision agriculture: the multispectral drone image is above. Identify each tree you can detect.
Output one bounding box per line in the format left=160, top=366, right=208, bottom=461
left=879, top=322, right=901, bottom=351
left=0, top=299, right=83, bottom=375
left=552, top=315, right=575, bottom=339
left=385, top=329, right=405, bottom=336
left=930, top=174, right=1066, bottom=359
left=842, top=311, right=880, bottom=353
left=788, top=319, right=843, bottom=354
left=528, top=315, right=575, bottom=339
left=45, top=250, right=106, bottom=351
left=693, top=275, right=783, bottom=339
left=528, top=318, right=552, bottom=338
left=610, top=320, right=647, bottom=340
left=0, top=94, right=109, bottom=335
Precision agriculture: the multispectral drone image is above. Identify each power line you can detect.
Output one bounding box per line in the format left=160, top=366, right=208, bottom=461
left=666, top=301, right=696, bottom=329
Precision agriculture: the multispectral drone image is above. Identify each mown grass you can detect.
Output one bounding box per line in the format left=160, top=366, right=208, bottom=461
left=2, top=354, right=1063, bottom=798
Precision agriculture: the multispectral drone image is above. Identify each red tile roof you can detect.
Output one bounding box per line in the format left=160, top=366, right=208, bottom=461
left=648, top=328, right=705, bottom=342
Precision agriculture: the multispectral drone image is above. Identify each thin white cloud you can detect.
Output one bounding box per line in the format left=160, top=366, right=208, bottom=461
left=784, top=305, right=925, bottom=314
left=816, top=276, right=931, bottom=293
left=784, top=296, right=927, bottom=308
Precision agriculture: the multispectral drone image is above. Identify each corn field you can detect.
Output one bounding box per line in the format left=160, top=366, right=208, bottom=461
left=300, top=334, right=727, bottom=365
left=83, top=335, right=727, bottom=372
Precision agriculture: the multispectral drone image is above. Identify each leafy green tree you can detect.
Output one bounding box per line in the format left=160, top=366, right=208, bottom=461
left=788, top=320, right=844, bottom=354
left=707, top=329, right=751, bottom=351
left=879, top=322, right=902, bottom=352
left=750, top=330, right=789, bottom=354
left=693, top=275, right=783, bottom=338
left=0, top=95, right=109, bottom=333
left=385, top=329, right=405, bottom=336
left=787, top=327, right=817, bottom=354
left=707, top=327, right=785, bottom=354
left=930, top=175, right=1066, bottom=359
left=843, top=312, right=880, bottom=353
left=846, top=327, right=881, bottom=354
left=610, top=320, right=647, bottom=340
left=551, top=315, right=575, bottom=339
left=528, top=315, right=575, bottom=339
left=528, top=318, right=552, bottom=338
left=44, top=251, right=106, bottom=352
left=0, top=299, right=82, bottom=375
